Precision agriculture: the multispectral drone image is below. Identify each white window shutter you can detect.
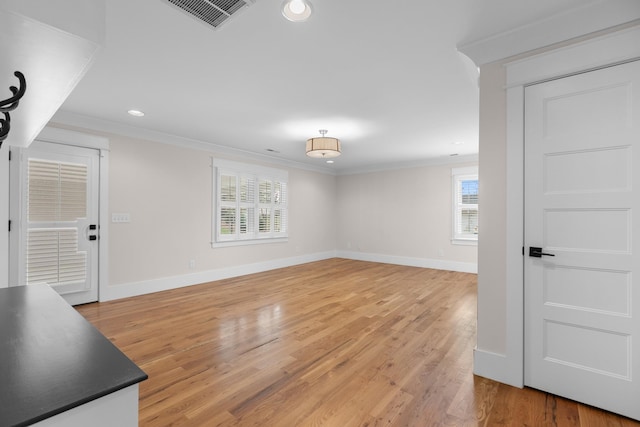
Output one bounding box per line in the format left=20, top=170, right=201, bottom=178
left=213, top=159, right=288, bottom=245
left=452, top=167, right=478, bottom=243
left=28, top=160, right=87, bottom=222
left=26, top=159, right=89, bottom=286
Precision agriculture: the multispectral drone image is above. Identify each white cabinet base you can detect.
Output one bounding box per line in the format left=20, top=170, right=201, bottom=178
left=32, top=385, right=139, bottom=427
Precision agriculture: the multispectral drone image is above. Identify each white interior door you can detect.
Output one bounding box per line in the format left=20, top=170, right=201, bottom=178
left=524, top=60, right=640, bottom=420
left=10, top=141, right=100, bottom=305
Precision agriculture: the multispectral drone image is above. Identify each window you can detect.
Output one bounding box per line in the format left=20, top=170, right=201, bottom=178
left=213, top=159, right=288, bottom=246
left=452, top=166, right=478, bottom=244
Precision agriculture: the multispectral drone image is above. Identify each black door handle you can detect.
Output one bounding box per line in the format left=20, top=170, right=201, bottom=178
left=529, top=247, right=555, bottom=258
left=85, top=225, right=99, bottom=241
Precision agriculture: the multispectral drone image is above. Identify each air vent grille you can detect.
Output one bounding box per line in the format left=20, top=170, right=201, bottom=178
left=165, top=0, right=254, bottom=29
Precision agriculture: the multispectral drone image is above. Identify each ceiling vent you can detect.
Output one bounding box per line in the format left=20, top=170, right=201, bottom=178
left=164, top=0, right=256, bottom=29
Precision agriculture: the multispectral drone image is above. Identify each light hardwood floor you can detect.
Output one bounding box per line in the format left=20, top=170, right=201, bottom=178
left=76, top=259, right=640, bottom=426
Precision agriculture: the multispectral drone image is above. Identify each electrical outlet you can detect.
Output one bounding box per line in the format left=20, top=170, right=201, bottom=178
left=189, top=259, right=196, bottom=269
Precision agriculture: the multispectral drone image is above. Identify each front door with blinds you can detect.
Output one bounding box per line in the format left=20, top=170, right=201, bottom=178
left=12, top=141, right=100, bottom=305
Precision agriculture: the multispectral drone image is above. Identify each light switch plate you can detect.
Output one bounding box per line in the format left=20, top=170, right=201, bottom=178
left=112, top=213, right=130, bottom=223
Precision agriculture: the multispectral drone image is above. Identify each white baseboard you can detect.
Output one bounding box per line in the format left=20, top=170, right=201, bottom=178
left=336, top=250, right=477, bottom=274
left=473, top=348, right=523, bottom=388
left=101, top=251, right=336, bottom=301
left=101, top=251, right=477, bottom=302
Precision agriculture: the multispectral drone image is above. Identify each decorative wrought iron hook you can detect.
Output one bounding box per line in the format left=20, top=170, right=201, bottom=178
left=0, top=71, right=27, bottom=112
left=0, top=113, right=10, bottom=143
left=0, top=71, right=27, bottom=146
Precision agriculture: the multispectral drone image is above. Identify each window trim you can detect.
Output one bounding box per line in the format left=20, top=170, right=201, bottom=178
left=452, top=166, right=478, bottom=246
left=211, top=158, right=288, bottom=247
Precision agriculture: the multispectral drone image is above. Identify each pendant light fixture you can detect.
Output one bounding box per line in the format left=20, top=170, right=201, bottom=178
left=306, top=129, right=341, bottom=158
left=282, top=0, right=312, bottom=22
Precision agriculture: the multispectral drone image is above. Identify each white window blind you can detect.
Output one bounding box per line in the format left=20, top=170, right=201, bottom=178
left=28, top=159, right=87, bottom=222
left=26, top=229, right=87, bottom=285
left=213, top=159, right=288, bottom=245
left=452, top=166, right=478, bottom=244
left=26, top=159, right=88, bottom=285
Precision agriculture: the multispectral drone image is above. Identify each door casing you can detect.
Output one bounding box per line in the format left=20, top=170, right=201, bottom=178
left=472, top=25, right=640, bottom=388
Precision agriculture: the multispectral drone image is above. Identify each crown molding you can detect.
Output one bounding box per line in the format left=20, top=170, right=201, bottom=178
left=336, top=153, right=478, bottom=176
left=51, top=110, right=337, bottom=175
left=457, top=0, right=640, bottom=66
left=504, top=25, right=640, bottom=88
left=51, top=110, right=479, bottom=177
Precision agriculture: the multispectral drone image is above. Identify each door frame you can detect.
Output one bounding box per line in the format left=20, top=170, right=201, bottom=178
left=496, top=25, right=640, bottom=387
left=9, top=126, right=109, bottom=302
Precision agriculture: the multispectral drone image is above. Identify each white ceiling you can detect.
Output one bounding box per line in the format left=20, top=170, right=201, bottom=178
left=56, top=0, right=604, bottom=173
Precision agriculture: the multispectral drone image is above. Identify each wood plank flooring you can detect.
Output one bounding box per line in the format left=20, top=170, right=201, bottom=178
left=76, top=259, right=640, bottom=426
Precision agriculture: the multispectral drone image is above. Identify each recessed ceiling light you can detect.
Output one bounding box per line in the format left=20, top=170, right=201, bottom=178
left=452, top=141, right=464, bottom=145
left=326, top=160, right=334, bottom=164
left=127, top=109, right=145, bottom=117
left=281, top=0, right=312, bottom=22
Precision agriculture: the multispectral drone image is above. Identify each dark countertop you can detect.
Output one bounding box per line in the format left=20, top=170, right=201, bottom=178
left=0, top=284, right=147, bottom=427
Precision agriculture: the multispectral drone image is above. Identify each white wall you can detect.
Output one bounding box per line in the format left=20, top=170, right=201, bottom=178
left=62, top=125, right=478, bottom=299
left=4, top=120, right=478, bottom=299
left=476, top=61, right=507, bottom=354
left=104, top=132, right=338, bottom=297
left=0, top=0, right=105, bottom=45
left=336, top=162, right=478, bottom=272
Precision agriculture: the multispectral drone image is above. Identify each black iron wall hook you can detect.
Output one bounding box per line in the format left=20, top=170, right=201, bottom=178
left=0, top=71, right=27, bottom=147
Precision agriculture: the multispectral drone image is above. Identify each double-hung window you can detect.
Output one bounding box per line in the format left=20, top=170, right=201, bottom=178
left=213, top=159, right=288, bottom=246
left=452, top=166, right=478, bottom=245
